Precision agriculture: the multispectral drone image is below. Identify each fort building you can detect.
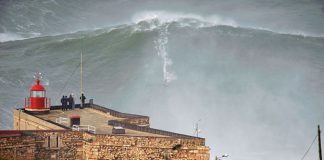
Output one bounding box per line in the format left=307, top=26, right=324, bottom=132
left=0, top=77, right=210, bottom=159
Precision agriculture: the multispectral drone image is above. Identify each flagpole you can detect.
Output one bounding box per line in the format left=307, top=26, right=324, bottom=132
left=80, top=51, right=83, bottom=108
left=319, top=125, right=323, bottom=160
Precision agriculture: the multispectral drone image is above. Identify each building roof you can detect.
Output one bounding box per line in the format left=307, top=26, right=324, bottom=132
left=36, top=107, right=166, bottom=137
left=22, top=103, right=203, bottom=140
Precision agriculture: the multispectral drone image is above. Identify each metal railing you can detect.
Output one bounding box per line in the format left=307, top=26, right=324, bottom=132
left=72, top=125, right=96, bottom=134
left=55, top=117, right=68, bottom=125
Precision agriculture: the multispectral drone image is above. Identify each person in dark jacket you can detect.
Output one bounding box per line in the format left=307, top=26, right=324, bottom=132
left=68, top=94, right=75, bottom=110
left=80, top=93, right=86, bottom=108
left=60, top=95, right=65, bottom=111
left=64, top=96, right=69, bottom=110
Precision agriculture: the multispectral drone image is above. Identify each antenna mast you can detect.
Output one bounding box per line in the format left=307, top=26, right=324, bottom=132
left=194, top=119, right=201, bottom=137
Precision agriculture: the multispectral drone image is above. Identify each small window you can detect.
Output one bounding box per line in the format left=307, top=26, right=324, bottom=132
left=32, top=91, right=44, bottom=97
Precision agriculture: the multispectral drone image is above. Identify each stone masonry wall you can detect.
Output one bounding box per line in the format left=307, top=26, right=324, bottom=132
left=1, top=131, right=209, bottom=160
left=0, top=131, right=83, bottom=160
left=83, top=134, right=209, bottom=160
left=0, top=135, right=35, bottom=160
left=32, top=131, right=83, bottom=159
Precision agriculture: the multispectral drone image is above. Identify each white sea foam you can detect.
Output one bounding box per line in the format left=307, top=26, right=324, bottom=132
left=245, top=26, right=324, bottom=38
left=0, top=32, right=42, bottom=42
left=154, top=24, right=177, bottom=84
left=132, top=11, right=238, bottom=29
left=0, top=33, right=25, bottom=42
left=134, top=11, right=238, bottom=84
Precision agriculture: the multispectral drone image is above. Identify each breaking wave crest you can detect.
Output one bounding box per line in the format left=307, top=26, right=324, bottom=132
left=131, top=11, right=324, bottom=38
left=1, top=10, right=322, bottom=43
left=132, top=11, right=238, bottom=29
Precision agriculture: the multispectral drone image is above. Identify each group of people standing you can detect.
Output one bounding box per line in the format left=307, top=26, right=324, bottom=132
left=61, top=94, right=75, bottom=110
left=60, top=93, right=86, bottom=110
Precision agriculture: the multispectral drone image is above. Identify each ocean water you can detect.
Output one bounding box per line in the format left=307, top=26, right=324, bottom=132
left=1, top=1, right=324, bottom=160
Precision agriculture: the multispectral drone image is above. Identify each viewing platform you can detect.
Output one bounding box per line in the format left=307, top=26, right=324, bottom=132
left=36, top=105, right=165, bottom=137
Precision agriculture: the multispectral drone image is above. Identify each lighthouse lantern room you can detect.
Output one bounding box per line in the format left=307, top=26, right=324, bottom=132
left=25, top=73, right=50, bottom=112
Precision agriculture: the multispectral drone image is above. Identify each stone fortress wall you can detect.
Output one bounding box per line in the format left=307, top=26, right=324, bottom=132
left=0, top=130, right=209, bottom=160
left=0, top=130, right=83, bottom=160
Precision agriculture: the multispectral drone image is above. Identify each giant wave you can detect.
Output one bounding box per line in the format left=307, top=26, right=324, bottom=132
left=1, top=11, right=324, bottom=160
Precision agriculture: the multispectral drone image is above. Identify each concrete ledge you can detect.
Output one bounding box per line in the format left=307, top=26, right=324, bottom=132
left=108, top=120, right=205, bottom=143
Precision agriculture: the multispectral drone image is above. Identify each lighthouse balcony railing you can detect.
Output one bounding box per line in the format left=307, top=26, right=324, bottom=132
left=24, top=97, right=51, bottom=109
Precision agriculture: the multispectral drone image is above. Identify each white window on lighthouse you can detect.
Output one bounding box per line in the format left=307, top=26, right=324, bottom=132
left=32, top=91, right=45, bottom=97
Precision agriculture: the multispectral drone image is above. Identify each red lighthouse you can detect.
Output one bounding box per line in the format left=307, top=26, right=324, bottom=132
left=25, top=73, right=50, bottom=113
